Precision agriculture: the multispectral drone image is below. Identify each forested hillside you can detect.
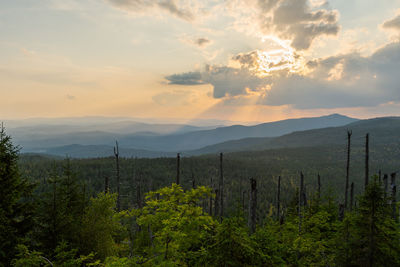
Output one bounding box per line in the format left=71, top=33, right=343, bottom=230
left=13, top=114, right=356, bottom=157
left=190, top=117, right=400, bottom=154
left=0, top=120, right=397, bottom=266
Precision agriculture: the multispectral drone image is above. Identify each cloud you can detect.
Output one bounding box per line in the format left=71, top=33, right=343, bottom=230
left=165, top=65, right=267, bottom=99
left=179, top=36, right=213, bottom=48
left=195, top=37, right=211, bottom=47
left=166, top=41, right=400, bottom=109
left=383, top=15, right=400, bottom=31
left=165, top=71, right=205, bottom=85
left=257, top=0, right=340, bottom=50
left=66, top=94, right=76, bottom=100
left=106, top=0, right=195, bottom=21
left=203, top=65, right=267, bottom=98
left=264, top=42, right=400, bottom=108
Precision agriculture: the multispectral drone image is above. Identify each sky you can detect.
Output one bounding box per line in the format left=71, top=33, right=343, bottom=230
left=1, top=0, right=400, bottom=124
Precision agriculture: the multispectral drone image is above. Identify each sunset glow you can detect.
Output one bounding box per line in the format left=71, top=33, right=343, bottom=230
left=1, top=1, right=400, bottom=123
left=256, top=36, right=304, bottom=76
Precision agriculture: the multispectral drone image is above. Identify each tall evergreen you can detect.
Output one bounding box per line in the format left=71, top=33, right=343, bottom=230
left=35, top=159, right=85, bottom=255
left=0, top=125, right=34, bottom=266
left=345, top=177, right=400, bottom=266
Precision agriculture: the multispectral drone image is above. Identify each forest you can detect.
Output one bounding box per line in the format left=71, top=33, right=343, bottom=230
left=2, top=124, right=400, bottom=267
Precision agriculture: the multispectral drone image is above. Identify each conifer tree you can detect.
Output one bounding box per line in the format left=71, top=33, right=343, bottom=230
left=345, top=177, right=400, bottom=266
left=0, top=125, right=34, bottom=265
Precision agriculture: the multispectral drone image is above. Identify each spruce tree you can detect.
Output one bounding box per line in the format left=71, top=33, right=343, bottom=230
left=345, top=177, right=400, bottom=266
left=0, top=125, right=34, bottom=265
left=36, top=159, right=85, bottom=255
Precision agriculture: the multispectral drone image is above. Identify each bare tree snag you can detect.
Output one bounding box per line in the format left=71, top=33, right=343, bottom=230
left=300, top=172, right=305, bottom=207
left=277, top=176, right=281, bottom=221
left=350, top=182, right=354, bottom=211
left=214, top=188, right=220, bottom=217
left=365, top=133, right=369, bottom=189
left=114, top=141, right=120, bottom=212
left=191, top=166, right=195, bottom=189
left=176, top=153, right=180, bottom=185
left=209, top=176, right=213, bottom=216
left=249, top=178, right=257, bottom=234
left=379, top=170, right=382, bottom=184
left=219, top=152, right=224, bottom=218
left=104, top=176, right=109, bottom=194
left=339, top=204, right=345, bottom=221
left=317, top=173, right=321, bottom=200
left=391, top=173, right=397, bottom=220
left=137, top=172, right=142, bottom=209
left=384, top=174, right=388, bottom=198
left=345, top=130, right=352, bottom=209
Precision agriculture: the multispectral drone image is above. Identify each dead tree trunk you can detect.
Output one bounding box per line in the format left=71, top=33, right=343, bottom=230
left=104, top=176, right=109, bottom=194
left=277, top=176, right=281, bottom=221
left=391, top=173, right=397, bottom=220
left=365, top=133, right=369, bottom=189
left=176, top=153, right=180, bottom=185
left=191, top=167, right=195, bottom=189
left=303, top=184, right=308, bottom=207
left=350, top=182, right=354, bottom=211
left=219, top=152, right=224, bottom=218
left=299, top=172, right=304, bottom=233
left=379, top=170, right=382, bottom=184
left=317, top=173, right=321, bottom=200
left=214, top=188, right=220, bottom=217
left=384, top=174, right=388, bottom=198
left=248, top=178, right=257, bottom=234
left=137, top=173, right=142, bottom=209
left=242, top=190, right=246, bottom=212
left=209, top=176, right=213, bottom=216
left=300, top=172, right=305, bottom=207
left=114, top=141, right=121, bottom=212
left=345, top=130, right=352, bottom=210
left=339, top=204, right=345, bottom=221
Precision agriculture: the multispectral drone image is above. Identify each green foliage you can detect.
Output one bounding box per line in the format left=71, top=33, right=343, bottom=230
left=206, top=217, right=261, bottom=266
left=103, top=256, right=138, bottom=267
left=131, top=184, right=216, bottom=265
left=53, top=241, right=101, bottom=267
left=11, top=244, right=49, bottom=267
left=80, top=192, right=125, bottom=261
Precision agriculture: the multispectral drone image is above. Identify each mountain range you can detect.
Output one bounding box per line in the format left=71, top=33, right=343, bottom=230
left=4, top=113, right=364, bottom=158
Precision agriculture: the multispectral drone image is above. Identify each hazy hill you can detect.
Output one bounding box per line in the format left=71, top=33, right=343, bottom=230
left=16, top=114, right=357, bottom=156
left=114, top=113, right=357, bottom=151
left=191, top=117, right=400, bottom=154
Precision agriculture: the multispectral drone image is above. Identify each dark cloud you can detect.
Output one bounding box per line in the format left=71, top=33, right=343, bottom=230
left=165, top=71, right=205, bottom=85
left=202, top=65, right=267, bottom=98
left=195, top=38, right=211, bottom=47
left=158, top=0, right=193, bottom=21
left=232, top=51, right=259, bottom=69
left=258, top=0, right=339, bottom=50
left=383, top=15, right=400, bottom=31
left=165, top=65, right=267, bottom=98
left=106, top=0, right=194, bottom=21
left=167, top=42, right=400, bottom=109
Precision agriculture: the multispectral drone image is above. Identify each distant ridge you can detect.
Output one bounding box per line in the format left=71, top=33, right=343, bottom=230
left=17, top=114, right=359, bottom=158
left=189, top=116, right=400, bottom=155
